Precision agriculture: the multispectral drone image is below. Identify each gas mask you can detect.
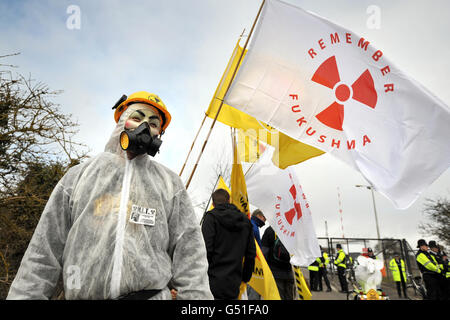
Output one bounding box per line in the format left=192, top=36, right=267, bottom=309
left=120, top=122, right=162, bottom=157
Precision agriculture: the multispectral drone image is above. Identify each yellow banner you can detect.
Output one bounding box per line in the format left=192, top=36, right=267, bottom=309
left=230, top=135, right=250, bottom=218
left=248, top=239, right=281, bottom=300
left=293, top=266, right=312, bottom=300
left=230, top=135, right=280, bottom=300
left=206, top=41, right=324, bottom=169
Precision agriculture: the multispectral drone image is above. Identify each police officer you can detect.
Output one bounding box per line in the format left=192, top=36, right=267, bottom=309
left=318, top=246, right=332, bottom=292
left=416, top=239, right=442, bottom=300
left=389, top=252, right=408, bottom=299
left=334, top=244, right=348, bottom=293
left=429, top=241, right=447, bottom=300
left=442, top=252, right=450, bottom=300
left=308, top=258, right=320, bottom=291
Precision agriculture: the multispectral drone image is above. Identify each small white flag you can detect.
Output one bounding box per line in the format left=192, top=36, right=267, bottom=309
left=246, top=147, right=320, bottom=266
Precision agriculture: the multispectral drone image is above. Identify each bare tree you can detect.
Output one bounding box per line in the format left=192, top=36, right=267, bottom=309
left=0, top=71, right=88, bottom=191
left=419, top=197, right=450, bottom=249
left=0, top=56, right=88, bottom=298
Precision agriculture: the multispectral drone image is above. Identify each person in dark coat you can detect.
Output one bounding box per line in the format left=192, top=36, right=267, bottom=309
left=416, top=239, right=442, bottom=300
left=429, top=240, right=447, bottom=300
left=261, top=226, right=295, bottom=300
left=201, top=189, right=256, bottom=299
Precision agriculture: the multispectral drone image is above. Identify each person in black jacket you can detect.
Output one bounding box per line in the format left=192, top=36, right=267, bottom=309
left=416, top=239, right=442, bottom=300
left=429, top=241, right=447, bottom=300
left=261, top=226, right=295, bottom=300
left=201, top=189, right=256, bottom=299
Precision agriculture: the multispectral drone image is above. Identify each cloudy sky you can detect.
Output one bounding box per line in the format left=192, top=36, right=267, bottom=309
left=1, top=0, right=449, bottom=250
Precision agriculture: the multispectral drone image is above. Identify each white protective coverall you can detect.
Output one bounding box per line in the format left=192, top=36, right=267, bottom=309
left=7, top=104, right=213, bottom=300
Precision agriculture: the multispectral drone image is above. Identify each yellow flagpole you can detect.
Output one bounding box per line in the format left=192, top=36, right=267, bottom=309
left=185, top=0, right=266, bottom=190
left=179, top=29, right=247, bottom=178
left=178, top=113, right=207, bottom=177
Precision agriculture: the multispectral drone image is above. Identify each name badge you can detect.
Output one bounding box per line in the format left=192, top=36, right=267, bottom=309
left=130, top=204, right=156, bottom=226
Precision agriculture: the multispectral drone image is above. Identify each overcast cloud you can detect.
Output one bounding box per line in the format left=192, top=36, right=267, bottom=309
left=1, top=0, right=449, bottom=250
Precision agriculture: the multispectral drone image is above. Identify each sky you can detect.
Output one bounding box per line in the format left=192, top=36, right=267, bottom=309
left=1, top=0, right=449, bottom=251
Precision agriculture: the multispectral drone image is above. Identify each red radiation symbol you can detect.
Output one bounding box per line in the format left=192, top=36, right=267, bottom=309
left=284, top=184, right=302, bottom=225
left=311, top=56, right=378, bottom=131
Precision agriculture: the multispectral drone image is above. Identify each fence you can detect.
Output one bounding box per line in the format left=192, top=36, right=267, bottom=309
left=317, top=237, right=420, bottom=283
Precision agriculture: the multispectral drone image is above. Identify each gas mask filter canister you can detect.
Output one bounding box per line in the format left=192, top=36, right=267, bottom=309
left=120, top=122, right=162, bottom=157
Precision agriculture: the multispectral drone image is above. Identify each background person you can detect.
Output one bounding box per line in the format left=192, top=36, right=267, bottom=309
left=429, top=240, right=447, bottom=300
left=250, top=209, right=266, bottom=247
left=201, top=189, right=256, bottom=300
left=307, top=258, right=320, bottom=292
left=261, top=226, right=295, bottom=300
left=334, top=244, right=348, bottom=293
left=389, top=252, right=408, bottom=299
left=318, top=246, right=332, bottom=292
left=416, top=239, right=442, bottom=300
left=441, top=252, right=450, bottom=300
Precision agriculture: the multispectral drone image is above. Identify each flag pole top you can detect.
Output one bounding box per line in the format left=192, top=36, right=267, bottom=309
left=184, top=0, right=266, bottom=190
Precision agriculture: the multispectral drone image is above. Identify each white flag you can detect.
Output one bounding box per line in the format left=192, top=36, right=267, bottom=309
left=246, top=147, right=320, bottom=266
left=225, top=0, right=450, bottom=209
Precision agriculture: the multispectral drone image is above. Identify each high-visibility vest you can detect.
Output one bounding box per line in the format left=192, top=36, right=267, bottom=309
left=323, top=252, right=329, bottom=266
left=416, top=250, right=441, bottom=274
left=308, top=257, right=322, bottom=271
left=308, top=260, right=319, bottom=272
left=334, top=250, right=346, bottom=268
left=317, top=257, right=323, bottom=268
left=442, top=259, right=450, bottom=279
left=389, top=258, right=406, bottom=282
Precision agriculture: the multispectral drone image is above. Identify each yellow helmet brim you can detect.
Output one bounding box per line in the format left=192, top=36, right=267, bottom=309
left=114, top=92, right=172, bottom=132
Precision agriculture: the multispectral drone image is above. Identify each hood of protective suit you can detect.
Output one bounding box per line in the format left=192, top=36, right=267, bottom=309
left=210, top=203, right=249, bottom=231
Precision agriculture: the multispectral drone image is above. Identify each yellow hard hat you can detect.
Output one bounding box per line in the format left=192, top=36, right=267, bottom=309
left=113, top=91, right=172, bottom=132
